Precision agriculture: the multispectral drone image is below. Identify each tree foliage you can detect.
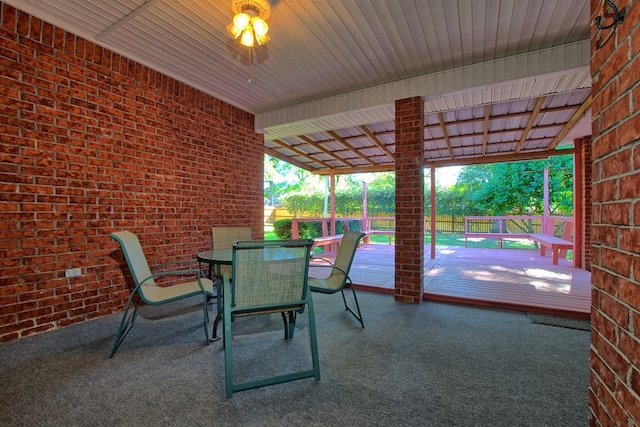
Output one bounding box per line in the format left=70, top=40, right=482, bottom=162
left=447, top=155, right=573, bottom=216
left=264, top=155, right=315, bottom=205
left=366, top=173, right=395, bottom=215
left=267, top=155, right=574, bottom=219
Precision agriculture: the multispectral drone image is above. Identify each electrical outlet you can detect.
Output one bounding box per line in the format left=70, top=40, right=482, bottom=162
left=65, top=268, right=82, bottom=278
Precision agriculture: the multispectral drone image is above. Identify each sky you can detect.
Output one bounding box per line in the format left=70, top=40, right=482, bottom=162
left=266, top=156, right=462, bottom=190
left=434, top=166, right=462, bottom=188
left=355, top=166, right=461, bottom=188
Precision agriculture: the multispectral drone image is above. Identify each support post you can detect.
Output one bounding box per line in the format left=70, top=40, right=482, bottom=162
left=330, top=172, right=336, bottom=236
left=394, top=96, right=425, bottom=304
left=543, top=166, right=549, bottom=234
left=430, top=165, right=436, bottom=259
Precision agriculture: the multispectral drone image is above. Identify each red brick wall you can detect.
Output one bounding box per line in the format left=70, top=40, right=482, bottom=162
left=394, top=96, right=424, bottom=303
left=581, top=136, right=593, bottom=271
left=589, top=0, right=640, bottom=424
left=0, top=4, right=264, bottom=342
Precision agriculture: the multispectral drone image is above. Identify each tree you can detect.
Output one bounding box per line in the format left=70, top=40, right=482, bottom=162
left=363, top=172, right=395, bottom=215
left=264, top=155, right=315, bottom=205
left=447, top=155, right=574, bottom=216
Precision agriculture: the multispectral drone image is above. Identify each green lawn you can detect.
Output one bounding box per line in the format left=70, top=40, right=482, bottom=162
left=264, top=227, right=278, bottom=240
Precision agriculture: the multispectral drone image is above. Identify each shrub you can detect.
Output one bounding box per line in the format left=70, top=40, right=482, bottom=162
left=273, top=219, right=358, bottom=239
left=273, top=219, right=319, bottom=239
left=273, top=219, right=293, bottom=239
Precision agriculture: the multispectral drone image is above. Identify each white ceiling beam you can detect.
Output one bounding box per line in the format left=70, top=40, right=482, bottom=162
left=256, top=40, right=590, bottom=140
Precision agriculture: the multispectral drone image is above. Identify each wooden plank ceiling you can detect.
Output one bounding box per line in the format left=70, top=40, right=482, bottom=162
left=266, top=89, right=592, bottom=174
left=6, top=0, right=593, bottom=174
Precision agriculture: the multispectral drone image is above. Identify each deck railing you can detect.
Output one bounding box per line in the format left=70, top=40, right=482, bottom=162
left=464, top=215, right=573, bottom=237
left=290, top=214, right=574, bottom=246
left=291, top=216, right=395, bottom=239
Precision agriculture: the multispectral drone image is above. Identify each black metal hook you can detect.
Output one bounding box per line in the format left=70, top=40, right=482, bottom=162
left=595, top=0, right=626, bottom=30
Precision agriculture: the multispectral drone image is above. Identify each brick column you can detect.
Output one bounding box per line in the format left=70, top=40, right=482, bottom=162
left=394, top=96, right=424, bottom=303
left=580, top=136, right=592, bottom=271
left=589, top=3, right=640, bottom=423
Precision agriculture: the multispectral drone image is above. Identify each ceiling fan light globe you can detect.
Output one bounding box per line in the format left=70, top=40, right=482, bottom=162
left=255, top=32, right=270, bottom=45
left=233, top=12, right=251, bottom=31
left=252, top=17, right=268, bottom=37
left=226, top=22, right=242, bottom=39
left=240, top=27, right=255, bottom=47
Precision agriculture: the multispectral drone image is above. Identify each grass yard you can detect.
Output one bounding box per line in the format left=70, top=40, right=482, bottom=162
left=264, top=226, right=278, bottom=240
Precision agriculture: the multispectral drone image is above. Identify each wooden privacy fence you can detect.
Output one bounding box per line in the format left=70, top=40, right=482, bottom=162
left=424, top=214, right=465, bottom=233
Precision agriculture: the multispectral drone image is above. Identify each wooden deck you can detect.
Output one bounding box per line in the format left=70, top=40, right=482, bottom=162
left=310, top=244, right=591, bottom=319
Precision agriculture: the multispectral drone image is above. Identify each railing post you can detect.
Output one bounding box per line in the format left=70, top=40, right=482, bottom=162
left=321, top=220, right=328, bottom=237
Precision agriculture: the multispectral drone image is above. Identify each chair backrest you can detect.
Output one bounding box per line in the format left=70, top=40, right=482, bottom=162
left=212, top=227, right=252, bottom=250
left=230, top=239, right=313, bottom=312
left=110, top=231, right=155, bottom=288
left=212, top=227, right=252, bottom=279
left=326, top=231, right=365, bottom=289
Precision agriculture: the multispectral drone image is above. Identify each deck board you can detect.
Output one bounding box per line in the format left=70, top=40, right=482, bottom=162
left=310, top=244, right=591, bottom=318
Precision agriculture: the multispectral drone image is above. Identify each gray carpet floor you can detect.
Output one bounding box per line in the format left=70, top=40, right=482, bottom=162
left=0, top=291, right=590, bottom=426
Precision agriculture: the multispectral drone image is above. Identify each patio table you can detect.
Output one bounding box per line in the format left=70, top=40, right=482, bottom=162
left=197, top=245, right=311, bottom=339
left=197, top=249, right=232, bottom=339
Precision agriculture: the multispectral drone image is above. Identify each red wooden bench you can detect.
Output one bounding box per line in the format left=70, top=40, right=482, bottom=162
left=464, top=232, right=531, bottom=248
left=529, top=234, right=573, bottom=265
left=463, top=215, right=574, bottom=265
left=311, top=234, right=344, bottom=253
left=362, top=229, right=395, bottom=244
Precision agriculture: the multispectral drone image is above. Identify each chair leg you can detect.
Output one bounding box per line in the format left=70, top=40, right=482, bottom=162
left=109, top=295, right=140, bottom=358
left=278, top=311, right=298, bottom=339
left=212, top=280, right=224, bottom=340
left=223, top=296, right=234, bottom=398
left=202, top=294, right=211, bottom=345
left=212, top=311, right=223, bottom=340
left=280, top=312, right=289, bottom=339
left=306, top=297, right=321, bottom=381
left=287, top=311, right=297, bottom=339
left=340, top=281, right=364, bottom=328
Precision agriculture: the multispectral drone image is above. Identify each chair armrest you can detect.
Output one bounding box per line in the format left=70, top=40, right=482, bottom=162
left=311, top=257, right=335, bottom=266
left=308, top=264, right=351, bottom=280
left=139, top=268, right=210, bottom=293
left=147, top=268, right=203, bottom=280
left=152, top=259, right=197, bottom=273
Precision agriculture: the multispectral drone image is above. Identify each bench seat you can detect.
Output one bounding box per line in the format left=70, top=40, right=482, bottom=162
left=311, top=234, right=344, bottom=254
left=529, top=234, right=573, bottom=265
left=463, top=231, right=573, bottom=264
left=464, top=232, right=530, bottom=248
left=362, top=229, right=395, bottom=244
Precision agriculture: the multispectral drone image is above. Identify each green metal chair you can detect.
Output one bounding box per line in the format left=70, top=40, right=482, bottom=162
left=210, top=226, right=253, bottom=336
left=222, top=239, right=320, bottom=397
left=308, top=231, right=366, bottom=328
left=211, top=226, right=251, bottom=280
left=109, top=231, right=214, bottom=358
